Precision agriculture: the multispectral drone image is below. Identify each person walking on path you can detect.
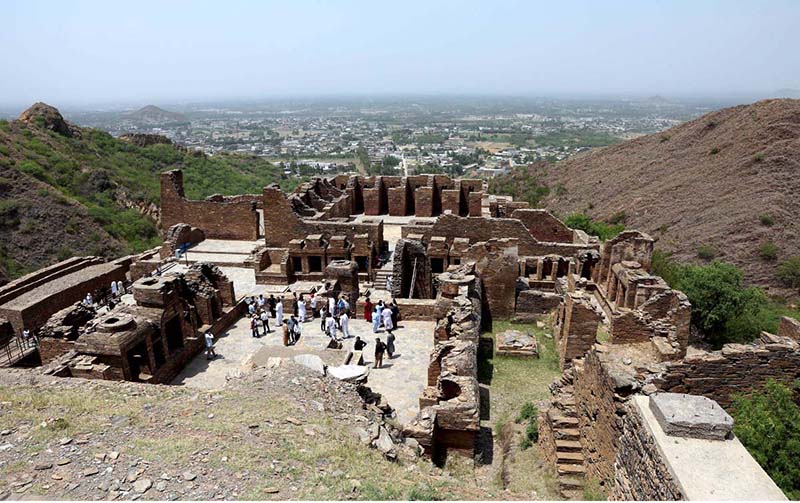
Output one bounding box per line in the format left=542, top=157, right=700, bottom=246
left=290, top=315, right=301, bottom=344
left=204, top=331, right=216, bottom=360
left=354, top=336, right=367, bottom=351
left=260, top=309, right=271, bottom=334
left=339, top=311, right=350, bottom=339
left=276, top=297, right=284, bottom=327
left=374, top=338, right=387, bottom=368
left=364, top=297, right=373, bottom=323
left=268, top=295, right=277, bottom=317
left=250, top=317, right=260, bottom=338
left=386, top=332, right=396, bottom=358
left=282, top=321, right=290, bottom=346
left=292, top=292, right=299, bottom=317
left=382, top=306, right=393, bottom=334
left=376, top=300, right=385, bottom=327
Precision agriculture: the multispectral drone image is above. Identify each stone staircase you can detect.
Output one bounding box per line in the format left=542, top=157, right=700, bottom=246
left=373, top=268, right=393, bottom=291
left=546, top=361, right=587, bottom=499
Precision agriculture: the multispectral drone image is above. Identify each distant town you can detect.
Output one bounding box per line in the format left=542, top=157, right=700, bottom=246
left=62, top=96, right=720, bottom=179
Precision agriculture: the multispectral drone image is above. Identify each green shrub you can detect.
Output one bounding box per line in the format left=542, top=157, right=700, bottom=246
left=516, top=402, right=537, bottom=423
left=564, top=213, right=625, bottom=241
left=525, top=420, right=538, bottom=443
left=17, top=159, right=47, bottom=181
left=0, top=199, right=22, bottom=227
left=731, top=380, right=800, bottom=500
left=697, top=245, right=716, bottom=260
left=778, top=256, right=800, bottom=289
left=673, top=261, right=770, bottom=346
left=754, top=152, right=764, bottom=163
left=609, top=210, right=627, bottom=225
left=759, top=242, right=779, bottom=261
left=0, top=120, right=10, bottom=132
left=760, top=214, right=775, bottom=226
left=709, top=147, right=720, bottom=155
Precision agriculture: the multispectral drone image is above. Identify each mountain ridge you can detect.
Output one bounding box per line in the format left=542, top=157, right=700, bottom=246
left=522, top=98, right=800, bottom=291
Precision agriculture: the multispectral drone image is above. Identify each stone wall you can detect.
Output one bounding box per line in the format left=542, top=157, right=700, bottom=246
left=262, top=186, right=384, bottom=250
left=573, top=348, right=638, bottom=487
left=651, top=332, right=800, bottom=408
left=160, top=170, right=259, bottom=240
left=554, top=293, right=602, bottom=369
left=462, top=239, right=519, bottom=321
left=511, top=208, right=574, bottom=243
left=514, top=289, right=563, bottom=321
left=612, top=400, right=683, bottom=500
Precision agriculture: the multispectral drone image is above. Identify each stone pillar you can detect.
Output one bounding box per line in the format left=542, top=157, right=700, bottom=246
left=468, top=191, right=483, bottom=216
left=388, top=186, right=408, bottom=216
left=415, top=187, right=434, bottom=217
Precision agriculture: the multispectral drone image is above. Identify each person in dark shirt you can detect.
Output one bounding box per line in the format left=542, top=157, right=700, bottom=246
left=374, top=338, right=387, bottom=368
left=353, top=336, right=367, bottom=351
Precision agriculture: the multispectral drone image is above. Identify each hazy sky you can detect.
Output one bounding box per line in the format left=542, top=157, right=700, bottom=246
left=2, top=0, right=799, bottom=106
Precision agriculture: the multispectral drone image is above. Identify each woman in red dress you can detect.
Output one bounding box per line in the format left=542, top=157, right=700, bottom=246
left=364, top=297, right=373, bottom=323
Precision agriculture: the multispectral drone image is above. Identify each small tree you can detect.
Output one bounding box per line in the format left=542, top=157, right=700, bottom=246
left=697, top=245, right=716, bottom=260
left=731, top=380, right=800, bottom=500
left=778, top=256, right=800, bottom=289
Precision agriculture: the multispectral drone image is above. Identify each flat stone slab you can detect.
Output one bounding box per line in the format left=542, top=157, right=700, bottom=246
left=496, top=329, right=539, bottom=357
left=327, top=364, right=370, bottom=383
left=293, top=354, right=326, bottom=375
left=649, top=393, right=733, bottom=440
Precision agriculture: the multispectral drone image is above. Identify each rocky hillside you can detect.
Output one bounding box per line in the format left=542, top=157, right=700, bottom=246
left=0, top=103, right=286, bottom=284
left=498, top=99, right=800, bottom=291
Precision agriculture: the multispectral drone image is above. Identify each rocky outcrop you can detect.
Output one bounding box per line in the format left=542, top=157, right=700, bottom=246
left=18, top=102, right=78, bottom=138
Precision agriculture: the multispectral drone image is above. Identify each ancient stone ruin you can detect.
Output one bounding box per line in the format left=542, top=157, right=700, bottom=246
left=0, top=170, right=795, bottom=501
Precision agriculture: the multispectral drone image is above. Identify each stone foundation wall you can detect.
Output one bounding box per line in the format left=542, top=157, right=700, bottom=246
left=574, top=349, right=633, bottom=487
left=160, top=170, right=259, bottom=240
left=652, top=334, right=800, bottom=408
left=514, top=289, right=563, bottom=321
left=612, top=400, right=682, bottom=501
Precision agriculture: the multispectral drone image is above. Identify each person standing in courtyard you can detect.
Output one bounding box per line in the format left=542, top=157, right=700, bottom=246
left=372, top=305, right=381, bottom=333
left=204, top=330, right=216, bottom=360
left=250, top=316, right=259, bottom=338
left=382, top=304, right=393, bottom=335
left=268, top=294, right=276, bottom=317
left=364, top=296, right=373, bottom=323
left=374, top=337, right=386, bottom=368
left=298, top=294, right=307, bottom=322
left=292, top=292, right=299, bottom=317
left=390, top=299, right=400, bottom=328
left=320, top=305, right=328, bottom=333
left=339, top=310, right=350, bottom=339
left=354, top=336, right=367, bottom=351
left=260, top=309, right=271, bottom=334
left=310, top=292, right=318, bottom=318
left=282, top=320, right=290, bottom=346
left=328, top=294, right=336, bottom=317
left=325, top=312, right=338, bottom=340
left=386, top=331, right=396, bottom=359
left=276, top=297, right=284, bottom=327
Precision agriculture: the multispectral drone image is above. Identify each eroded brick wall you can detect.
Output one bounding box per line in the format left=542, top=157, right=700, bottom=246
left=160, top=170, right=259, bottom=240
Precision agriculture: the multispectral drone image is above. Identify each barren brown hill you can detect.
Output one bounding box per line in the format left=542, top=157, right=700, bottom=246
left=533, top=99, right=800, bottom=290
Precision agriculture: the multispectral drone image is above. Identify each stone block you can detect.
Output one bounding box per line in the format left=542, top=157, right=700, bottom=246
left=649, top=393, right=733, bottom=440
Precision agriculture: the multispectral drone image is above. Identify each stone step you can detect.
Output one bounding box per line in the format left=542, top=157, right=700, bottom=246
left=558, top=477, right=585, bottom=490
left=553, top=415, right=579, bottom=428
left=555, top=439, right=582, bottom=452
left=555, top=428, right=581, bottom=441
left=557, top=463, right=586, bottom=476
left=560, top=489, right=584, bottom=500
left=556, top=451, right=584, bottom=465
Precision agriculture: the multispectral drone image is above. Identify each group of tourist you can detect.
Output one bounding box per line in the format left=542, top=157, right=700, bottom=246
left=206, top=290, right=403, bottom=367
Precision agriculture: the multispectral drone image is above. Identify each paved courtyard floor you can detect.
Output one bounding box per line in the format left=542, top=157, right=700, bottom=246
left=173, top=311, right=434, bottom=425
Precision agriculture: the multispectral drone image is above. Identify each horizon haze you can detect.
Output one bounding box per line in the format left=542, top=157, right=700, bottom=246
left=2, top=0, right=799, bottom=108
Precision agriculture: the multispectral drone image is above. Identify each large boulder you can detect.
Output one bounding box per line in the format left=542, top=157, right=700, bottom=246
left=293, top=354, right=326, bottom=375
